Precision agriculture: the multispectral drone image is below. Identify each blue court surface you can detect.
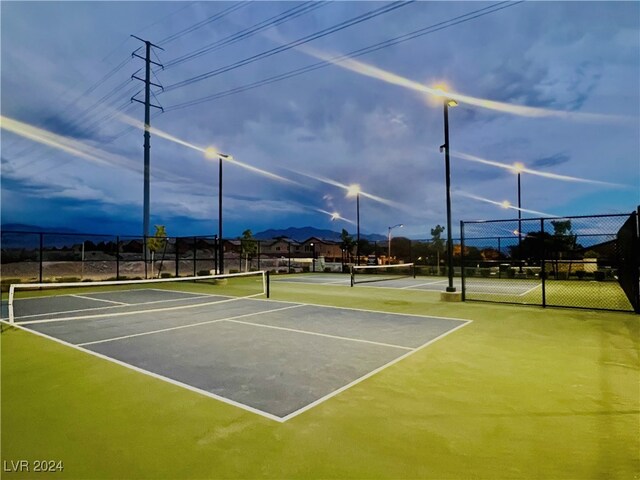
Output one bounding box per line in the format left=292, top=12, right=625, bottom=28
left=7, top=289, right=470, bottom=421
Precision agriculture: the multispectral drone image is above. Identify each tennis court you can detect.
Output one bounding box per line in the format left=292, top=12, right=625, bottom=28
left=273, top=272, right=540, bottom=296
left=4, top=273, right=469, bottom=421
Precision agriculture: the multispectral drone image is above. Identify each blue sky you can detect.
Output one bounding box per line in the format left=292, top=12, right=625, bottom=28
left=2, top=1, right=639, bottom=239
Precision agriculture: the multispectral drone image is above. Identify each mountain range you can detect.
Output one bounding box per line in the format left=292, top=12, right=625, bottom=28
left=1, top=224, right=388, bottom=242
left=253, top=227, right=386, bottom=242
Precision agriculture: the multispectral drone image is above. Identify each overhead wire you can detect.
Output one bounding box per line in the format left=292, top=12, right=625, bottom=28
left=163, top=1, right=328, bottom=69
left=158, top=2, right=251, bottom=45
left=165, top=1, right=521, bottom=111
left=163, top=1, right=414, bottom=92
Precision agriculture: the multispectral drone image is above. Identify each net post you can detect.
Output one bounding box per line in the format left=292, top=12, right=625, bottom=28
left=265, top=270, right=270, bottom=298
left=350, top=266, right=355, bottom=287
left=8, top=284, right=15, bottom=324
left=412, top=263, right=416, bottom=279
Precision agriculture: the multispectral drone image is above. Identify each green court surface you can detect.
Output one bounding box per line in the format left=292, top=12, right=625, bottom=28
left=2, top=279, right=639, bottom=479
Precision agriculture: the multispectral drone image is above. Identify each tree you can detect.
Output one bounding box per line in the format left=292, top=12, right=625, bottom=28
left=430, top=225, right=445, bottom=275
left=240, top=229, right=258, bottom=272
left=340, top=229, right=355, bottom=263
left=147, top=225, right=168, bottom=278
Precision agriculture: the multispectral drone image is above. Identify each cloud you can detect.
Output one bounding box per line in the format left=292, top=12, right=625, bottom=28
left=531, top=153, right=571, bottom=169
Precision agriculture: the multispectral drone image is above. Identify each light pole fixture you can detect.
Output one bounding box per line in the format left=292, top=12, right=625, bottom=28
left=387, top=224, right=404, bottom=264
left=513, top=162, right=525, bottom=272
left=310, top=242, right=316, bottom=272
left=436, top=87, right=458, bottom=292
left=206, top=148, right=232, bottom=275
left=347, top=184, right=361, bottom=265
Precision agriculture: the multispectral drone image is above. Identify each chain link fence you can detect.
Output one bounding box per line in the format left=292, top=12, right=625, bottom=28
left=460, top=211, right=639, bottom=312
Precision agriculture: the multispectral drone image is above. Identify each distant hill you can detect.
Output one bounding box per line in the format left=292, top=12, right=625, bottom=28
left=253, top=226, right=386, bottom=242
left=1, top=224, right=79, bottom=233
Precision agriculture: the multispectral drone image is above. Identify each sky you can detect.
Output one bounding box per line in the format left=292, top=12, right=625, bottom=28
left=1, top=1, right=639, bottom=239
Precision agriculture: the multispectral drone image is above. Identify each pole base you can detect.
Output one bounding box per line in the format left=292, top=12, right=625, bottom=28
left=440, top=291, right=462, bottom=302
left=446, top=286, right=457, bottom=293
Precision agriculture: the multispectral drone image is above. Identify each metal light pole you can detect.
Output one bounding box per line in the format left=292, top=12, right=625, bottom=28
left=205, top=149, right=231, bottom=275
left=514, top=162, right=524, bottom=273
left=347, top=184, right=361, bottom=266
left=387, top=224, right=403, bottom=264
left=310, top=242, right=316, bottom=272
left=440, top=95, right=458, bottom=292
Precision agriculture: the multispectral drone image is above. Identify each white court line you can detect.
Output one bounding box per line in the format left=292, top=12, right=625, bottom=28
left=399, top=280, right=447, bottom=289
left=319, top=279, right=351, bottom=285
left=0, top=319, right=284, bottom=423
left=12, top=294, right=222, bottom=321
left=224, top=318, right=413, bottom=351
left=76, top=305, right=304, bottom=347
left=2, top=303, right=473, bottom=423
left=18, top=294, right=264, bottom=326
left=280, top=320, right=472, bottom=422
left=242, top=296, right=471, bottom=324
left=70, top=294, right=128, bottom=305
left=518, top=283, right=542, bottom=297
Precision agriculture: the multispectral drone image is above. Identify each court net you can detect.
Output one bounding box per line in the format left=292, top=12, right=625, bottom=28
left=350, top=263, right=415, bottom=287
left=6, top=271, right=268, bottom=324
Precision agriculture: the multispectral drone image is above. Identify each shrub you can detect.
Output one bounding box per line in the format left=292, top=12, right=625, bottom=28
left=575, top=270, right=585, bottom=279
left=302, top=266, right=310, bottom=273
left=594, top=270, right=605, bottom=281
left=324, top=267, right=332, bottom=273
left=160, top=273, right=173, bottom=278
left=56, top=277, right=80, bottom=283
left=229, top=269, right=240, bottom=274
left=197, top=270, right=210, bottom=276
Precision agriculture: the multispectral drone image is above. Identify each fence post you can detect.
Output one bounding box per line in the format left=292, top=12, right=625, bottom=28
left=288, top=242, right=291, bottom=272
left=143, top=236, right=148, bottom=279
left=192, top=237, right=197, bottom=276
left=460, top=222, right=466, bottom=301
left=116, top=236, right=120, bottom=280
left=175, top=237, right=180, bottom=277
left=39, top=233, right=44, bottom=283
left=541, top=218, right=546, bottom=308
left=214, top=236, right=218, bottom=275
left=257, top=241, right=261, bottom=271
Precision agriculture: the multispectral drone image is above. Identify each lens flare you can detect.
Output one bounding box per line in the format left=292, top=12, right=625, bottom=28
left=457, top=191, right=556, bottom=217
left=118, top=114, right=299, bottom=185
left=452, top=151, right=628, bottom=188
left=293, top=44, right=631, bottom=124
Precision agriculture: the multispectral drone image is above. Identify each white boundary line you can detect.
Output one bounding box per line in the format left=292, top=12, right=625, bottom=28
left=76, top=305, right=304, bottom=347
left=241, top=295, right=471, bottom=324
left=280, top=320, right=472, bottom=422
left=1, top=303, right=472, bottom=423
left=12, top=294, right=223, bottom=321
left=224, top=318, right=413, bottom=351
left=70, top=294, right=128, bottom=305
left=18, top=294, right=264, bottom=326
left=0, top=319, right=284, bottom=423
left=399, top=280, right=446, bottom=289
left=518, top=283, right=542, bottom=297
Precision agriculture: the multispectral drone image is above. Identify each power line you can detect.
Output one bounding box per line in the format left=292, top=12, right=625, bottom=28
left=164, top=1, right=328, bottom=69
left=164, top=1, right=414, bottom=92
left=158, top=2, right=251, bottom=46
left=165, top=1, right=522, bottom=112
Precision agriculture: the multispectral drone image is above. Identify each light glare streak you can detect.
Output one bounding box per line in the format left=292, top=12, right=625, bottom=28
left=295, top=44, right=631, bottom=124
left=118, top=114, right=299, bottom=185
left=458, top=191, right=556, bottom=217
left=317, top=208, right=355, bottom=224
left=290, top=169, right=405, bottom=209
left=1, top=115, right=139, bottom=172
left=453, top=151, right=628, bottom=188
